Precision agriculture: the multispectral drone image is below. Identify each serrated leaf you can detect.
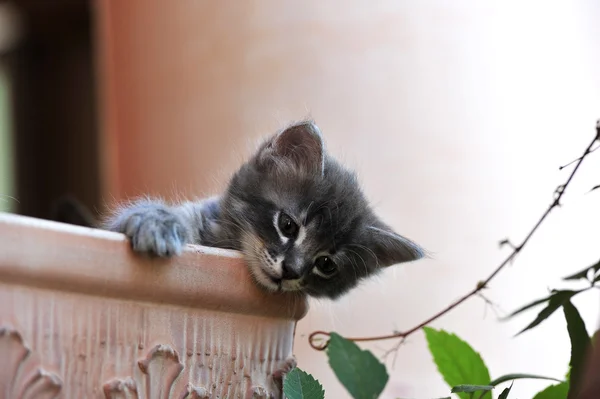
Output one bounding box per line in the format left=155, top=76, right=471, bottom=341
left=283, top=368, right=325, bottom=399
left=451, top=384, right=494, bottom=393
left=326, top=332, right=388, bottom=399
left=563, top=259, right=600, bottom=281
left=423, top=327, right=491, bottom=399
left=516, top=290, right=584, bottom=335
left=532, top=382, right=569, bottom=399
left=489, top=373, right=563, bottom=387
left=498, top=382, right=513, bottom=399
left=563, top=300, right=591, bottom=399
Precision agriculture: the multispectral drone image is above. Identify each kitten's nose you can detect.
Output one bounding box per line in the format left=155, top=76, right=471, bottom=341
left=281, top=261, right=301, bottom=280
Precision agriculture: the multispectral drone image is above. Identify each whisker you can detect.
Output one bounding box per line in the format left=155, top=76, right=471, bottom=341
left=338, top=252, right=359, bottom=282
left=303, top=201, right=314, bottom=225
left=345, top=248, right=369, bottom=276
left=348, top=243, right=379, bottom=268
left=0, top=195, right=20, bottom=204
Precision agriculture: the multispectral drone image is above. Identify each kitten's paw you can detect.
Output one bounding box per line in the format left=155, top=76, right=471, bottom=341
left=106, top=201, right=191, bottom=257
left=272, top=355, right=297, bottom=391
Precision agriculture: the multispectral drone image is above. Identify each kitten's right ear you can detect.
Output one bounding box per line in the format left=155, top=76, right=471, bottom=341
left=363, top=223, right=425, bottom=268
left=260, top=120, right=325, bottom=176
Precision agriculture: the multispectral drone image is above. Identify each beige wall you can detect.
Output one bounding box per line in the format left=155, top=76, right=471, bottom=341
left=94, top=1, right=600, bottom=397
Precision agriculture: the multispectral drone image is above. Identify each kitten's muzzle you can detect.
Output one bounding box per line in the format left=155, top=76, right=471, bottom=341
left=281, top=261, right=301, bottom=280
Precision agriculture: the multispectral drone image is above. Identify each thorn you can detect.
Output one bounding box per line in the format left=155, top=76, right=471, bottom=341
left=499, top=239, right=516, bottom=250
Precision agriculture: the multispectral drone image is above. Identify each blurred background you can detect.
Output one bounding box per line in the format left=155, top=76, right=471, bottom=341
left=1, top=1, right=600, bottom=398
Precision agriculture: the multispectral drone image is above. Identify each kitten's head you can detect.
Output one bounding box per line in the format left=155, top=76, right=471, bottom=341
left=222, top=120, right=424, bottom=299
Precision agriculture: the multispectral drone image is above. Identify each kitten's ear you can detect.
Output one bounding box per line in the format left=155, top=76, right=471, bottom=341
left=364, top=222, right=425, bottom=267
left=264, top=120, right=325, bottom=175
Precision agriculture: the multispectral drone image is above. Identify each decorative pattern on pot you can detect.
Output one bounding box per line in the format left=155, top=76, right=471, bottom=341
left=0, top=325, right=63, bottom=399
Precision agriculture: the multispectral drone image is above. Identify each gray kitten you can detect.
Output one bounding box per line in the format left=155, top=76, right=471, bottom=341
left=104, top=121, right=424, bottom=299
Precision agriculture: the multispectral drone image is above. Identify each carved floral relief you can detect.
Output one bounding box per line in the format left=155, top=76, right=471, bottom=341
left=103, top=344, right=287, bottom=399
left=0, top=325, right=63, bottom=399
left=0, top=325, right=290, bottom=399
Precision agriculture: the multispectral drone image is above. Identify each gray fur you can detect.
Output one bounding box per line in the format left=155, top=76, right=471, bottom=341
left=104, top=120, right=424, bottom=299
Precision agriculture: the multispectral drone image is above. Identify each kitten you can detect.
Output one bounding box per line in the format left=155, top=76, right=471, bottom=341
left=104, top=120, right=424, bottom=299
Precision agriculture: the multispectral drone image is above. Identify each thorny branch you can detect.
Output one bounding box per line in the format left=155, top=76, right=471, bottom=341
left=309, top=120, right=600, bottom=351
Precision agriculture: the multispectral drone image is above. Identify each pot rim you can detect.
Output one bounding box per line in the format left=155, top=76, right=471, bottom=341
left=0, top=212, right=309, bottom=320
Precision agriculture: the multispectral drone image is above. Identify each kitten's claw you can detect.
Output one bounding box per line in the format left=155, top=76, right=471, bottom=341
left=106, top=202, right=191, bottom=257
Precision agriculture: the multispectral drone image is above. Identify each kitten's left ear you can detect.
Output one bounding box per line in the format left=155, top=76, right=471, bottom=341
left=364, top=222, right=425, bottom=267
left=268, top=120, right=325, bottom=176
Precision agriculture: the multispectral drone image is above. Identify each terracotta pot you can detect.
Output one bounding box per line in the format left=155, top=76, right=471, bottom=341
left=0, top=212, right=307, bottom=398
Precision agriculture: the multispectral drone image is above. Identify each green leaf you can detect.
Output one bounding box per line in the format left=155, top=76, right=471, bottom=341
left=476, top=374, right=564, bottom=399
left=563, top=300, right=591, bottom=398
left=489, top=373, right=563, bottom=387
left=563, top=259, right=600, bottom=281
left=451, top=385, right=494, bottom=393
left=515, top=290, right=584, bottom=335
left=326, top=332, right=388, bottom=399
left=423, top=327, right=491, bottom=399
left=283, top=368, right=325, bottom=399
left=532, top=382, right=569, bottom=399
left=504, top=294, right=554, bottom=319
left=498, top=382, right=513, bottom=399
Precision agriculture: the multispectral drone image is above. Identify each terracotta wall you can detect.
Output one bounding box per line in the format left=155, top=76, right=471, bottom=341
left=94, top=1, right=600, bottom=398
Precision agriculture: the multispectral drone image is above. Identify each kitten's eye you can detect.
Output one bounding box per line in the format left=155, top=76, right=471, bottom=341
left=278, top=212, right=298, bottom=238
left=314, top=256, right=337, bottom=277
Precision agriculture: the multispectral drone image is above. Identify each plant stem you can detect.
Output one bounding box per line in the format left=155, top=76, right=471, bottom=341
left=309, top=121, right=600, bottom=351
